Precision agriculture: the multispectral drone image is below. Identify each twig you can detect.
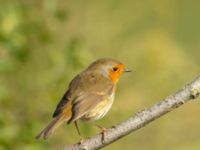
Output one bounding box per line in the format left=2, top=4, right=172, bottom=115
left=63, top=76, right=200, bottom=150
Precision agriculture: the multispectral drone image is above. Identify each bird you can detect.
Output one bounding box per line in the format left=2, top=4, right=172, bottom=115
left=36, top=58, right=131, bottom=140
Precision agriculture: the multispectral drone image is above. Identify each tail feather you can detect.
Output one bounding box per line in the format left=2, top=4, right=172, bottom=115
left=35, top=116, right=64, bottom=140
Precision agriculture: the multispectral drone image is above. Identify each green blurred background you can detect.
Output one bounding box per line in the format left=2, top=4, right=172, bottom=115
left=0, top=0, right=200, bottom=149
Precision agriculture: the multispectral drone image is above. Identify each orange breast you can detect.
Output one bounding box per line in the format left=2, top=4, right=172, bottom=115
left=109, top=72, right=119, bottom=84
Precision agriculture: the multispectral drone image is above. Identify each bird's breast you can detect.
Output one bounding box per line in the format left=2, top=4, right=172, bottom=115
left=81, top=92, right=115, bottom=121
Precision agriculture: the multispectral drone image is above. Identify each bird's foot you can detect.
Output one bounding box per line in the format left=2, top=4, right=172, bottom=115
left=78, top=136, right=85, bottom=145
left=94, top=124, right=107, bottom=142
left=100, top=127, right=107, bottom=142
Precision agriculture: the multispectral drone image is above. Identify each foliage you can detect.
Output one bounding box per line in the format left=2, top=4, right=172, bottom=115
left=0, top=0, right=200, bottom=150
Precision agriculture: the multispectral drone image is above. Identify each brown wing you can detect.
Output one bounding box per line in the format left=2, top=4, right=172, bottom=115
left=52, top=71, right=114, bottom=123
left=52, top=74, right=81, bottom=118
left=67, top=71, right=114, bottom=123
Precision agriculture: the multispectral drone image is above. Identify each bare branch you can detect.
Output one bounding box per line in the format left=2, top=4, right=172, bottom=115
left=63, top=76, right=200, bottom=150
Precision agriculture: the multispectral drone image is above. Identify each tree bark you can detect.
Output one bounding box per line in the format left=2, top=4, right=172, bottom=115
left=64, top=76, right=200, bottom=150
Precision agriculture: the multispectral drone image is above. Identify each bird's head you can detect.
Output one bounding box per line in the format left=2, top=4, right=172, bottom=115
left=87, top=58, right=131, bottom=83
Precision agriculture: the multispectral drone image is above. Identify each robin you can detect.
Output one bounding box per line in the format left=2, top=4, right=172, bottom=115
left=36, top=58, right=131, bottom=140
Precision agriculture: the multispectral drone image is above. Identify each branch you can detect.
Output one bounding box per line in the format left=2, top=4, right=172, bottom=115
left=64, top=76, right=200, bottom=150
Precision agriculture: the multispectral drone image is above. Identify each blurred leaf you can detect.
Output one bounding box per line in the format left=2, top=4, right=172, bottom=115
left=0, top=0, right=199, bottom=150
left=54, top=10, right=68, bottom=22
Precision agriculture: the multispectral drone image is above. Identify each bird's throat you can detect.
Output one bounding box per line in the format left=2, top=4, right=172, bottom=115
left=109, top=72, right=119, bottom=84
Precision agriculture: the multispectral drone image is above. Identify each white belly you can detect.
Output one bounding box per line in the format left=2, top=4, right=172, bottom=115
left=81, top=93, right=115, bottom=121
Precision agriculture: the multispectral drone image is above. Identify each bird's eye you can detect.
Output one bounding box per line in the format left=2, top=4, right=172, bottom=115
left=113, top=67, right=118, bottom=72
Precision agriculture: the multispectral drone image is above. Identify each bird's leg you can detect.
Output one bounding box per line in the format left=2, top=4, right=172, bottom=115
left=93, top=123, right=107, bottom=142
left=74, top=121, right=84, bottom=144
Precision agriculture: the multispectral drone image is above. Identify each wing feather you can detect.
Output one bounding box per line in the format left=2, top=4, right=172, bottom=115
left=68, top=72, right=114, bottom=123
left=52, top=74, right=81, bottom=118
left=52, top=71, right=114, bottom=123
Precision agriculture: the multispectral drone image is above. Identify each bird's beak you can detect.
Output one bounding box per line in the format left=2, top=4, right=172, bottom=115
left=124, top=68, right=132, bottom=73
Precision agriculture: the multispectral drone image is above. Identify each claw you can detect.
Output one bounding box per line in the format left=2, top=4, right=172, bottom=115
left=100, top=127, right=107, bottom=142
left=78, top=136, right=85, bottom=144
left=93, top=124, right=107, bottom=142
